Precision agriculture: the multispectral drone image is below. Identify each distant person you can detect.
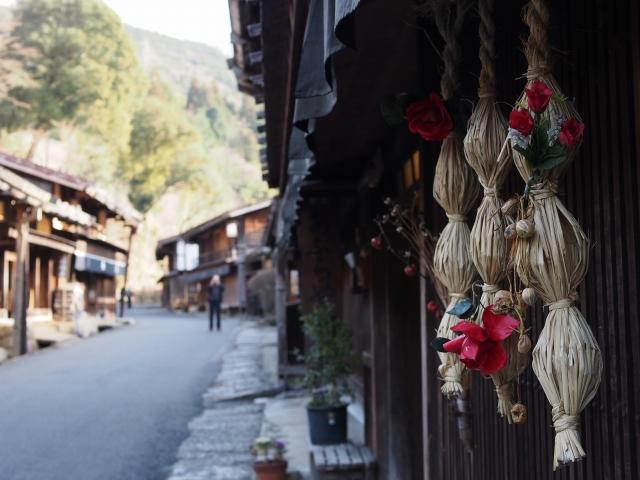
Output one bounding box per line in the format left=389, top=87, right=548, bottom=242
left=208, top=275, right=224, bottom=331
left=119, top=287, right=126, bottom=317
left=126, top=289, right=132, bottom=309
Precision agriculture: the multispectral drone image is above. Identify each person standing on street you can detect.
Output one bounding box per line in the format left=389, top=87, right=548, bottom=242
left=208, top=275, right=224, bottom=331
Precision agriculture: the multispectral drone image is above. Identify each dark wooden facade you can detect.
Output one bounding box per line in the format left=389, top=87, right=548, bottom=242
left=0, top=153, right=137, bottom=322
left=231, top=0, right=640, bottom=479
left=423, top=1, right=640, bottom=479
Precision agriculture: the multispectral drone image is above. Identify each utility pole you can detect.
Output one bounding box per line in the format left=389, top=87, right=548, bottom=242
left=12, top=205, right=30, bottom=356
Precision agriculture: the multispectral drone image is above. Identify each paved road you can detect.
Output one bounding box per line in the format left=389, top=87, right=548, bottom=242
left=0, top=307, right=242, bottom=480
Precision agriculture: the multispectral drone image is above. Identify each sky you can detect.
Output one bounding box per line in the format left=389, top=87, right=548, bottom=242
left=0, top=0, right=233, bottom=55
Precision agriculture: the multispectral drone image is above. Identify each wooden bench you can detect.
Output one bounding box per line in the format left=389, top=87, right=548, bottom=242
left=310, top=443, right=376, bottom=480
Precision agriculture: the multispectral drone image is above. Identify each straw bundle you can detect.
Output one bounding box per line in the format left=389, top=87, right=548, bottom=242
left=434, top=136, right=481, bottom=397
left=463, top=0, right=523, bottom=421
left=425, top=0, right=480, bottom=397
left=509, top=0, right=602, bottom=468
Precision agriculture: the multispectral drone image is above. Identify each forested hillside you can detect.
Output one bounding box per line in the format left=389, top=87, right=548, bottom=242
left=0, top=1, right=268, bottom=289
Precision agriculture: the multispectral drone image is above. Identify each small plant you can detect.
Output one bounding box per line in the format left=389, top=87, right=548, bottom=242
left=250, top=437, right=286, bottom=463
left=301, top=299, right=353, bottom=408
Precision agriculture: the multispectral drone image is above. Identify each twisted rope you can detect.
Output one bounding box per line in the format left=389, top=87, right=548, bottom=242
left=523, top=0, right=551, bottom=79
left=432, top=0, right=468, bottom=100
left=477, top=0, right=496, bottom=98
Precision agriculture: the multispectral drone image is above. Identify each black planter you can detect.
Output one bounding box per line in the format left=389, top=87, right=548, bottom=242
left=307, top=403, right=348, bottom=445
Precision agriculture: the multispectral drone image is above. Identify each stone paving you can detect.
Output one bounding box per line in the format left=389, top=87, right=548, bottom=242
left=167, top=319, right=281, bottom=480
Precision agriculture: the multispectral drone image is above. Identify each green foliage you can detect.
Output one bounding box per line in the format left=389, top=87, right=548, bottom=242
left=120, top=87, right=205, bottom=212
left=301, top=299, right=353, bottom=408
left=0, top=0, right=145, bottom=150
left=513, top=115, right=568, bottom=172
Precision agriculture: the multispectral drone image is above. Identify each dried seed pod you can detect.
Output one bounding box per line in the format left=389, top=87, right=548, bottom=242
left=494, top=289, right=511, bottom=305
left=515, top=219, right=535, bottom=238
left=501, top=198, right=518, bottom=217
left=521, top=287, right=536, bottom=306
left=511, top=403, right=527, bottom=424
left=504, top=223, right=517, bottom=241
left=518, top=334, right=532, bottom=354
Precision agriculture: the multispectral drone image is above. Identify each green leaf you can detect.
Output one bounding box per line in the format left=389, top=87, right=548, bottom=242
left=513, top=144, right=535, bottom=166
left=430, top=337, right=450, bottom=353
left=380, top=95, right=406, bottom=125
left=447, top=298, right=474, bottom=318
left=536, top=143, right=567, bottom=170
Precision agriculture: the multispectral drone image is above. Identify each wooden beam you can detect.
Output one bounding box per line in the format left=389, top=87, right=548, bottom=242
left=12, top=205, right=29, bottom=356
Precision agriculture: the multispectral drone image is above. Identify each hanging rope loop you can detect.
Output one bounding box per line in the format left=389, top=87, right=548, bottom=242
left=477, top=0, right=496, bottom=97
left=523, top=0, right=551, bottom=79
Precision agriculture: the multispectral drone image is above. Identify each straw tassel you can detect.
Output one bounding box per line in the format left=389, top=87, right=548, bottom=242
left=425, top=0, right=479, bottom=397
left=509, top=0, right=603, bottom=468
left=464, top=0, right=525, bottom=420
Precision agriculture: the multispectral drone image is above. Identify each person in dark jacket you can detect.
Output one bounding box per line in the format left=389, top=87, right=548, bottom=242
left=208, top=275, right=224, bottom=331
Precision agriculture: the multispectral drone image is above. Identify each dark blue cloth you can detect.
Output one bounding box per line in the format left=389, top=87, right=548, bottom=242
left=208, top=284, right=224, bottom=303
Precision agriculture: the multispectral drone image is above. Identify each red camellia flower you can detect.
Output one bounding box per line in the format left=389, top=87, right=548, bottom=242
left=509, top=109, right=534, bottom=136
left=558, top=117, right=585, bottom=150
left=443, top=306, right=519, bottom=375
left=524, top=80, right=553, bottom=113
left=405, top=93, right=453, bottom=141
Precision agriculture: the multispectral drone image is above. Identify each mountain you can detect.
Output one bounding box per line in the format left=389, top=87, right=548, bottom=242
left=125, top=25, right=237, bottom=99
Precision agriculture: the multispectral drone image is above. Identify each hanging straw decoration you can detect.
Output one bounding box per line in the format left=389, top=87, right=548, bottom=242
left=427, top=0, right=481, bottom=397
left=463, top=0, right=525, bottom=422
left=508, top=0, right=602, bottom=468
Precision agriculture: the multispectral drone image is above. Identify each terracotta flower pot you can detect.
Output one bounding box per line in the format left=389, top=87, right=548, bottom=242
left=253, top=460, right=287, bottom=480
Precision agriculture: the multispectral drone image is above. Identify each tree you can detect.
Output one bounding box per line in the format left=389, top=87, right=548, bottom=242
left=0, top=0, right=145, bottom=158
left=121, top=88, right=205, bottom=212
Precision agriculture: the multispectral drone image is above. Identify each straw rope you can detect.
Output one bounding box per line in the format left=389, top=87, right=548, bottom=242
left=477, top=0, right=496, bottom=98
left=509, top=0, right=602, bottom=468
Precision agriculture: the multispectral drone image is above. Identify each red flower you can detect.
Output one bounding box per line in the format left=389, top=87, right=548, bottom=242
left=509, top=109, right=534, bottom=136
left=559, top=118, right=585, bottom=150
left=525, top=80, right=553, bottom=113
left=406, top=93, right=453, bottom=141
left=443, top=307, right=519, bottom=375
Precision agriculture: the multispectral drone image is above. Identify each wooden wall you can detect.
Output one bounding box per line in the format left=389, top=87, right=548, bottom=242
left=421, top=1, right=640, bottom=479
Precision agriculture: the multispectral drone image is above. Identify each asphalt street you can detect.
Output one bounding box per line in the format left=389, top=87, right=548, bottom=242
left=0, top=307, right=241, bottom=480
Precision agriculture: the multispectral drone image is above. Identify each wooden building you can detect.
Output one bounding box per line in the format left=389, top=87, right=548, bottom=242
left=0, top=151, right=139, bottom=355
left=156, top=199, right=272, bottom=312
left=230, top=1, right=640, bottom=479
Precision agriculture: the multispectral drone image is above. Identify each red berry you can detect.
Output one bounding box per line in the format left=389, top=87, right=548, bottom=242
left=404, top=264, right=417, bottom=277
left=370, top=235, right=383, bottom=250
left=427, top=300, right=439, bottom=314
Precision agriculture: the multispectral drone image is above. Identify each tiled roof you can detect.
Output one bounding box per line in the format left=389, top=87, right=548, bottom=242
left=0, top=165, right=95, bottom=227
left=0, top=151, right=142, bottom=225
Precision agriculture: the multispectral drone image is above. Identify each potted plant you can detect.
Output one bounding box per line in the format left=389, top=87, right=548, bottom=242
left=251, top=437, right=287, bottom=480
left=301, top=299, right=353, bottom=445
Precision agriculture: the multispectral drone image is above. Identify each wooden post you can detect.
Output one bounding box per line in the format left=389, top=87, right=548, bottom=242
left=274, top=248, right=288, bottom=375
left=120, top=225, right=135, bottom=317
left=12, top=206, right=30, bottom=356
